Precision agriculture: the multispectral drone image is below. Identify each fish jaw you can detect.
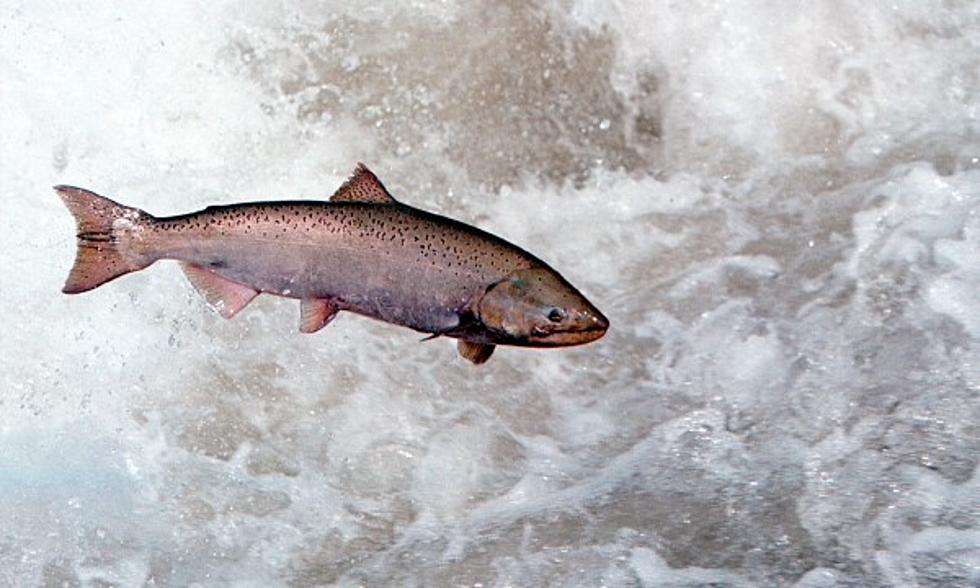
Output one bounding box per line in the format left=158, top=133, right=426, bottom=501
left=472, top=267, right=610, bottom=348
left=524, top=307, right=609, bottom=347
left=524, top=327, right=607, bottom=346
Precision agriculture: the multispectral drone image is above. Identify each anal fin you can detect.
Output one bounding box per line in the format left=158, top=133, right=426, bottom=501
left=299, top=298, right=338, bottom=333
left=180, top=262, right=258, bottom=319
left=458, top=340, right=495, bottom=365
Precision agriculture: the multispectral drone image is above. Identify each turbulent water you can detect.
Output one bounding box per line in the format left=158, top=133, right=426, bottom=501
left=2, top=1, right=979, bottom=586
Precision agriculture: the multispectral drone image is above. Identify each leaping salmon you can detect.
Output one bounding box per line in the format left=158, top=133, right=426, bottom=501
left=56, top=164, right=608, bottom=364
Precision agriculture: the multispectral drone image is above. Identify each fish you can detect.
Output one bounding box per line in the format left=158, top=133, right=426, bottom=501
left=55, top=164, right=609, bottom=364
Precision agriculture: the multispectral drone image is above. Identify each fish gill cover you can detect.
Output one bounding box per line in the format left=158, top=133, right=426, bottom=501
left=0, top=0, right=978, bottom=586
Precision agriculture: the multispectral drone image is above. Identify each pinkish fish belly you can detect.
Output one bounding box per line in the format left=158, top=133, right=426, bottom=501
left=149, top=202, right=538, bottom=334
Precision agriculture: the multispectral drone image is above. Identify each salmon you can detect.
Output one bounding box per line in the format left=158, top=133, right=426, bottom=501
left=56, top=164, right=608, bottom=364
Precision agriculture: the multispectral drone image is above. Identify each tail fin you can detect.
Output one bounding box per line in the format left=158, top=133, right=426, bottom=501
left=55, top=185, right=154, bottom=294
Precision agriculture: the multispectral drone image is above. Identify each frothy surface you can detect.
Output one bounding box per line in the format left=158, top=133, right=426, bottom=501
left=1, top=1, right=978, bottom=585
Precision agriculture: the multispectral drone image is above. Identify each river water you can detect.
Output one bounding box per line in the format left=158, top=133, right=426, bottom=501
left=1, top=1, right=978, bottom=586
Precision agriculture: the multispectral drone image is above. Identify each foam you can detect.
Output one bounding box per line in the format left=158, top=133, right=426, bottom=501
left=2, top=0, right=979, bottom=584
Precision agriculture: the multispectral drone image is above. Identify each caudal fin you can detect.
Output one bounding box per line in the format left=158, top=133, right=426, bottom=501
left=55, top=185, right=154, bottom=294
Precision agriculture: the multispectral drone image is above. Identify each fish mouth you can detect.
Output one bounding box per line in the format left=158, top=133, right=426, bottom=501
left=525, top=323, right=608, bottom=347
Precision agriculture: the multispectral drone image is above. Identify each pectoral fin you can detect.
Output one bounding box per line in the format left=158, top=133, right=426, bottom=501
left=299, top=298, right=338, bottom=333
left=457, top=340, right=495, bottom=365
left=180, top=262, right=258, bottom=319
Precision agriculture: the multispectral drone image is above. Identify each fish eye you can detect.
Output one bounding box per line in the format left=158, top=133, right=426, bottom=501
left=547, top=308, right=564, bottom=323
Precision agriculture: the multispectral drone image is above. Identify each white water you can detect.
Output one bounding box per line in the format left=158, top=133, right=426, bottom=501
left=1, top=1, right=978, bottom=586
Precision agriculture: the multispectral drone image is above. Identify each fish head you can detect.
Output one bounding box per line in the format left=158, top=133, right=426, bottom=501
left=475, top=268, right=608, bottom=347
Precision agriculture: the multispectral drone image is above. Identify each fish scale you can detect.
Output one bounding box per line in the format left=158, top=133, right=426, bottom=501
left=56, top=163, right=608, bottom=364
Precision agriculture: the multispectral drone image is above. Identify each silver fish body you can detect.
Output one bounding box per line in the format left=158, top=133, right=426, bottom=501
left=57, top=164, right=608, bottom=364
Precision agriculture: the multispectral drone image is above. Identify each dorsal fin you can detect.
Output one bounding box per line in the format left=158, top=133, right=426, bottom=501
left=330, top=163, right=397, bottom=203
